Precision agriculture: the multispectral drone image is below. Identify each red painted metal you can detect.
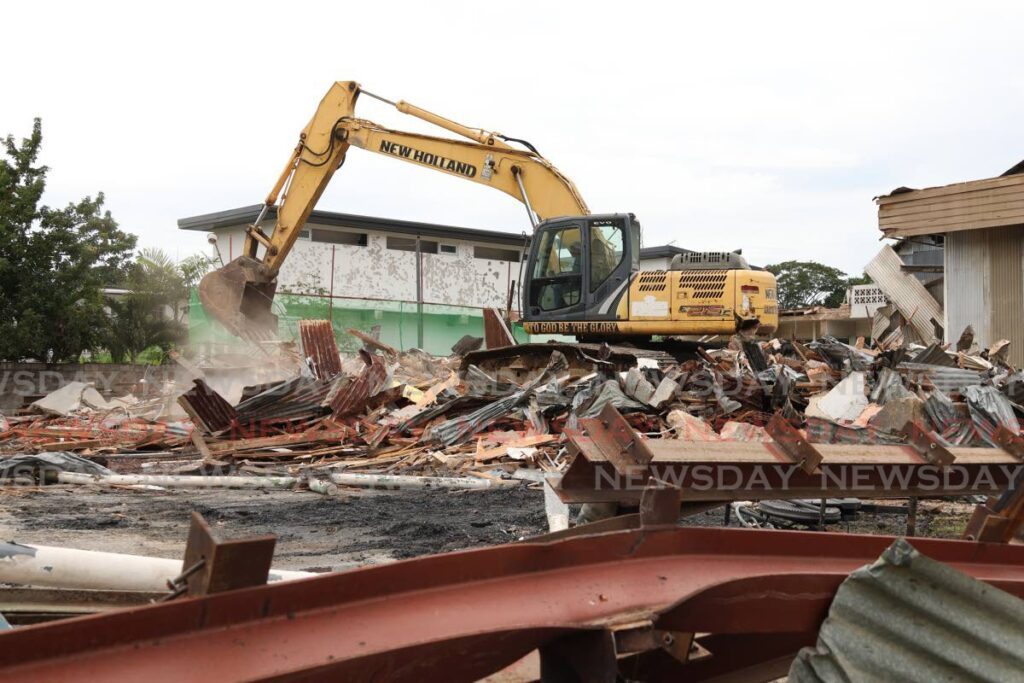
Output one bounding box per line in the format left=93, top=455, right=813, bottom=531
left=1, top=527, right=1022, bottom=682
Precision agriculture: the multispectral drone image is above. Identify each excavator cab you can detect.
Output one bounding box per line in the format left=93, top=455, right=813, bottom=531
left=523, top=214, right=640, bottom=330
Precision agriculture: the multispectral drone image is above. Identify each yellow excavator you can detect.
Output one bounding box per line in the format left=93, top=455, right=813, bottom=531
left=198, top=81, right=778, bottom=346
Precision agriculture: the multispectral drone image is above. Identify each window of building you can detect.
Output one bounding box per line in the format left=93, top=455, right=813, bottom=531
left=473, top=245, right=521, bottom=262
left=440, top=244, right=458, bottom=254
left=297, top=230, right=310, bottom=240
left=311, top=228, right=367, bottom=246
left=387, top=237, right=438, bottom=253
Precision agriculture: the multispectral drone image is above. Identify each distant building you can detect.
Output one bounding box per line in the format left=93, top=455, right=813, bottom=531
left=877, top=161, right=1024, bottom=366
left=776, top=284, right=884, bottom=343
left=178, top=206, right=684, bottom=354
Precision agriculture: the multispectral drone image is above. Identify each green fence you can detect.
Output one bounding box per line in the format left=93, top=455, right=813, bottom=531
left=188, top=290, right=536, bottom=355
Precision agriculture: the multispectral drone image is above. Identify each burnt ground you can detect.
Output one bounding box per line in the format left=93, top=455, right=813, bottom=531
left=0, top=484, right=973, bottom=574
left=0, top=484, right=548, bottom=572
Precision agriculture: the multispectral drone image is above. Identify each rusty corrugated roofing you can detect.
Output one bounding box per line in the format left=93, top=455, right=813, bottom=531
left=328, top=351, right=387, bottom=417
left=298, top=320, right=342, bottom=380
left=177, top=379, right=237, bottom=434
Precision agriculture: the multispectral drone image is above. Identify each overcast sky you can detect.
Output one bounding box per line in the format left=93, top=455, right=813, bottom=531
left=5, top=2, right=1022, bottom=275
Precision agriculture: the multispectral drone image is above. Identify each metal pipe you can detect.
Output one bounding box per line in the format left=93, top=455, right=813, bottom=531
left=0, top=542, right=313, bottom=592
left=361, top=88, right=514, bottom=149
left=512, top=167, right=539, bottom=228
left=415, top=236, right=424, bottom=349
left=328, top=472, right=512, bottom=490
left=57, top=472, right=298, bottom=490
left=358, top=88, right=397, bottom=107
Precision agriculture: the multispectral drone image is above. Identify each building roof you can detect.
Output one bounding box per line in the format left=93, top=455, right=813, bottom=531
left=876, top=166, right=1024, bottom=238
left=178, top=205, right=531, bottom=247
left=179, top=205, right=687, bottom=258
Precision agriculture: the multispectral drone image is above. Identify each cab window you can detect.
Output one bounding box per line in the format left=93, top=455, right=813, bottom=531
left=589, top=221, right=624, bottom=291
left=531, top=225, right=582, bottom=311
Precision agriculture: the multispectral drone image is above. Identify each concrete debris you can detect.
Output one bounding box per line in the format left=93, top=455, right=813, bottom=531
left=808, top=372, right=869, bottom=422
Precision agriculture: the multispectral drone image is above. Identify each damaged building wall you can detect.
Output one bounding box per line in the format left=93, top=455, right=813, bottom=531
left=946, top=225, right=1024, bottom=366
left=213, top=223, right=518, bottom=308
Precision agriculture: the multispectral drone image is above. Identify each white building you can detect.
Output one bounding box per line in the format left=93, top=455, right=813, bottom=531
left=178, top=206, right=691, bottom=353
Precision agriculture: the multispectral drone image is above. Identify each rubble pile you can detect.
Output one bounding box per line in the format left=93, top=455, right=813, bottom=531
left=1, top=325, right=1021, bottom=493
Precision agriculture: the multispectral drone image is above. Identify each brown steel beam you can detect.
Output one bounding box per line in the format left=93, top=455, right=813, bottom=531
left=1, top=527, right=1022, bottom=682
left=558, top=410, right=1023, bottom=504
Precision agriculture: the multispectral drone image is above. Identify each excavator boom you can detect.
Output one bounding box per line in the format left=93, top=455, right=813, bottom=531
left=199, top=81, right=586, bottom=339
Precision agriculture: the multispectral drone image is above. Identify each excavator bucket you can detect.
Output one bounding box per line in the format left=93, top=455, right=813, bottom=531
left=198, top=256, right=279, bottom=341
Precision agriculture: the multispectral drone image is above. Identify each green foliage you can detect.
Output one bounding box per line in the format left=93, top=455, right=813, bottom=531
left=824, top=272, right=871, bottom=308
left=766, top=260, right=851, bottom=310
left=0, top=120, right=137, bottom=361
left=105, top=248, right=212, bottom=362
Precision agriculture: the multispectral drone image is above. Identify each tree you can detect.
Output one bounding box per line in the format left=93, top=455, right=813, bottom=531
left=824, top=272, right=871, bottom=308
left=105, top=248, right=212, bottom=362
left=765, top=260, right=847, bottom=310
left=0, top=120, right=137, bottom=361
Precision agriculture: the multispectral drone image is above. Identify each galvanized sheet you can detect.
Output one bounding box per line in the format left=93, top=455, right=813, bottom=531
left=789, top=538, right=1024, bottom=683
left=945, top=230, right=992, bottom=353
left=865, top=245, right=943, bottom=343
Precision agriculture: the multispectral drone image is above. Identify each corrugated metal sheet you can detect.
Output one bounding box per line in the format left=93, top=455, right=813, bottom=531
left=897, top=362, right=984, bottom=393
left=234, top=376, right=334, bottom=425
left=865, top=245, right=944, bottom=343
left=328, top=351, right=387, bottom=417
left=789, top=538, right=1024, bottom=682
left=946, top=230, right=992, bottom=352
left=945, top=225, right=1024, bottom=368
left=298, top=320, right=342, bottom=380
left=177, top=379, right=237, bottom=434
left=988, top=225, right=1024, bottom=367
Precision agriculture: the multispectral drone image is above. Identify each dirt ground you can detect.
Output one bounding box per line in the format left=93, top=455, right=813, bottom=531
left=0, top=484, right=549, bottom=572
left=0, top=482, right=974, bottom=574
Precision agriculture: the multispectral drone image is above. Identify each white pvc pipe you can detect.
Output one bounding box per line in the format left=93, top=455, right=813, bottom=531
left=329, top=472, right=512, bottom=490
left=0, top=542, right=314, bottom=592
left=57, top=472, right=298, bottom=489
left=307, top=478, right=342, bottom=496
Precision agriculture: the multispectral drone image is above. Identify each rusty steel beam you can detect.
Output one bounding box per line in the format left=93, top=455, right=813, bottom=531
left=1, top=527, right=1022, bottom=682
left=559, top=408, right=1024, bottom=504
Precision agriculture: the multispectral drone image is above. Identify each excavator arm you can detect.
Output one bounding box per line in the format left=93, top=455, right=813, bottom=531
left=199, top=81, right=587, bottom=338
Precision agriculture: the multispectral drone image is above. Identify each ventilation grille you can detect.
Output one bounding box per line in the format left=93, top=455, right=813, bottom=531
left=680, top=252, right=732, bottom=264
left=679, top=270, right=728, bottom=299
left=637, top=271, right=668, bottom=292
